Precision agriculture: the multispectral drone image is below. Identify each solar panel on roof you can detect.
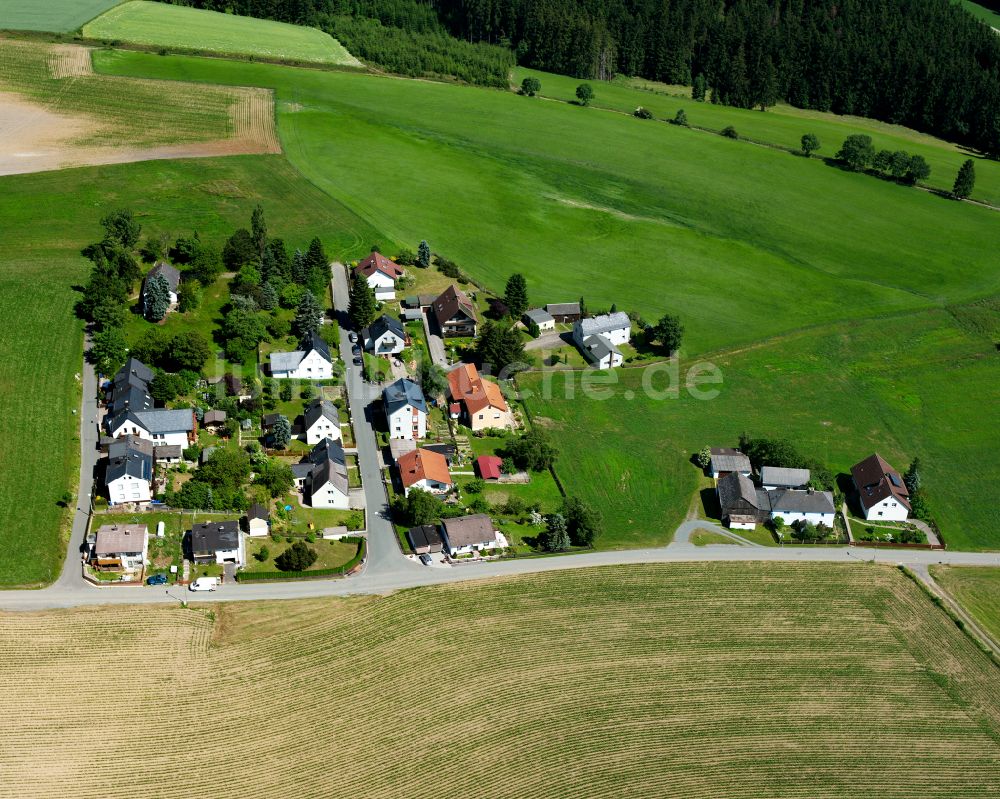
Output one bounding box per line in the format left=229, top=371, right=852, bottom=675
left=888, top=473, right=902, bottom=487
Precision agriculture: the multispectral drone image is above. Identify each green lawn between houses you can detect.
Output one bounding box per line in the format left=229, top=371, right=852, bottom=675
left=83, top=1, right=360, bottom=66
left=244, top=536, right=359, bottom=573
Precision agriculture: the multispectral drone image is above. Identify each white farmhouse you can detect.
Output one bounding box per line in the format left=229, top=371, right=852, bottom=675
left=573, top=311, right=631, bottom=368
left=761, top=466, right=811, bottom=490
left=302, top=398, right=342, bottom=446
left=355, top=251, right=404, bottom=301
left=383, top=378, right=427, bottom=440
left=363, top=314, right=406, bottom=355
left=105, top=408, right=194, bottom=448
left=291, top=438, right=350, bottom=509
left=91, top=523, right=148, bottom=572
left=767, top=488, right=836, bottom=527
left=523, top=308, right=555, bottom=332
left=270, top=333, right=334, bottom=380
left=105, top=436, right=154, bottom=506
left=851, top=453, right=911, bottom=521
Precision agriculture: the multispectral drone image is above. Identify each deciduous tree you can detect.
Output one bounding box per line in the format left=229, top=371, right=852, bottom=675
left=800, top=133, right=820, bottom=157
left=836, top=135, right=875, bottom=171
left=576, top=83, right=594, bottom=105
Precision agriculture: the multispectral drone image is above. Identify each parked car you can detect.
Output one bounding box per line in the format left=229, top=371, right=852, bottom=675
left=351, top=344, right=361, bottom=356
left=348, top=331, right=358, bottom=343
left=146, top=573, right=168, bottom=586
left=419, top=554, right=433, bottom=566
left=353, top=356, right=363, bottom=366
left=189, top=576, right=218, bottom=592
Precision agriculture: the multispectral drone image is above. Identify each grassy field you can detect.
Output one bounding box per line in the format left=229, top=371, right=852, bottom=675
left=244, top=536, right=358, bottom=572
left=0, top=155, right=380, bottom=586
left=522, top=308, right=1000, bottom=551
left=93, top=52, right=1000, bottom=355
left=84, top=1, right=359, bottom=65
left=958, top=0, right=1000, bottom=29
left=0, top=0, right=121, bottom=32
left=513, top=66, right=1000, bottom=207
left=932, top=565, right=1000, bottom=644
left=0, top=563, right=998, bottom=796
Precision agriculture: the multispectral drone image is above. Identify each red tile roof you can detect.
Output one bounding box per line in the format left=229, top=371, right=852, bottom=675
left=356, top=251, right=404, bottom=280
left=433, top=284, right=477, bottom=327
left=398, top=448, right=452, bottom=489
left=475, top=455, right=502, bottom=481
left=447, top=362, right=508, bottom=416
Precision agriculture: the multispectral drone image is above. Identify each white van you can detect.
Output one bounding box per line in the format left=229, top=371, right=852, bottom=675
left=189, top=577, right=218, bottom=592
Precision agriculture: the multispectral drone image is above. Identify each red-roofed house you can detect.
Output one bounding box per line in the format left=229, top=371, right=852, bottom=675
left=397, top=448, right=453, bottom=496
left=475, top=455, right=502, bottom=481
left=447, top=363, right=513, bottom=431
left=851, top=453, right=911, bottom=521
left=356, top=252, right=405, bottom=300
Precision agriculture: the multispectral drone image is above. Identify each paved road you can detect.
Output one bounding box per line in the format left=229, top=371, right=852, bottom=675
left=2, top=297, right=999, bottom=611
left=420, top=307, right=448, bottom=368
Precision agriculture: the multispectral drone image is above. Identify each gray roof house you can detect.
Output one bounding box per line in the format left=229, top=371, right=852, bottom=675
left=270, top=333, right=333, bottom=379
left=760, top=466, right=811, bottom=490
left=112, top=358, right=154, bottom=391
left=580, top=334, right=622, bottom=368
left=523, top=308, right=555, bottom=328
left=383, top=378, right=427, bottom=416
left=302, top=398, right=341, bottom=445
left=107, top=435, right=153, bottom=459
left=717, top=471, right=769, bottom=528
left=546, top=302, right=581, bottom=322
left=363, top=315, right=406, bottom=354
left=440, top=514, right=499, bottom=555
left=189, top=520, right=243, bottom=565
left=709, top=447, right=752, bottom=479
left=767, top=488, right=835, bottom=517
left=296, top=437, right=349, bottom=508
left=144, top=262, right=181, bottom=293
left=574, top=311, right=631, bottom=340
left=407, top=524, right=444, bottom=554
left=106, top=444, right=154, bottom=485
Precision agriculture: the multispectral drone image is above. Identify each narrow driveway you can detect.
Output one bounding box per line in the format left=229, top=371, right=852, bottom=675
left=53, top=333, right=100, bottom=591
left=420, top=308, right=448, bottom=368
left=524, top=330, right=572, bottom=351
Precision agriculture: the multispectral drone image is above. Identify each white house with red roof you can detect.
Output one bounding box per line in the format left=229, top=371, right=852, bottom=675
left=355, top=251, right=405, bottom=301
left=851, top=453, right=911, bottom=521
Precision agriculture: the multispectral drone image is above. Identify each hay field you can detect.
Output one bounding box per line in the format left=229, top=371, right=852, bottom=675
left=0, top=1, right=122, bottom=33
left=0, top=564, right=998, bottom=798
left=0, top=39, right=278, bottom=175
left=932, top=566, right=1000, bottom=643
left=84, top=1, right=360, bottom=65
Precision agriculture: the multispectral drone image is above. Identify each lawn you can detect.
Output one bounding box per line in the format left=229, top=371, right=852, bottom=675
left=957, top=0, right=1000, bottom=29
left=689, top=529, right=737, bottom=546
left=272, top=495, right=364, bottom=534
left=931, top=565, right=1000, bottom=644
left=243, top=536, right=359, bottom=573
left=84, top=1, right=360, bottom=66
left=521, top=307, right=1000, bottom=551
left=0, top=0, right=122, bottom=32
left=0, top=154, right=380, bottom=586
left=94, top=51, right=1000, bottom=358
left=1, top=563, right=999, bottom=797
left=513, top=65, right=1000, bottom=207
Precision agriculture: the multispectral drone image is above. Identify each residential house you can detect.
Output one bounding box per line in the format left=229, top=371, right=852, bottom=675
left=105, top=408, right=195, bottom=448
left=302, top=437, right=350, bottom=509
left=422, top=442, right=457, bottom=465
left=573, top=312, right=630, bottom=369
left=440, top=514, right=500, bottom=556
left=767, top=488, right=836, bottom=527
left=717, top=471, right=769, bottom=530
left=244, top=503, right=270, bottom=537
left=761, top=466, right=811, bottom=490
left=91, top=523, right=148, bottom=571
left=105, top=436, right=154, bottom=506
left=154, top=444, right=182, bottom=464
left=356, top=251, right=404, bottom=301
left=397, top=448, right=453, bottom=496
left=579, top=334, right=623, bottom=369
left=407, top=524, right=444, bottom=555
left=141, top=262, right=181, bottom=314
left=709, top=448, right=752, bottom=480
left=303, top=398, right=342, bottom=446
left=432, top=285, right=478, bottom=337
left=270, top=333, right=334, bottom=380
left=447, top=363, right=513, bottom=432
left=546, top=302, right=581, bottom=323
left=363, top=315, right=406, bottom=356
left=262, top=412, right=282, bottom=433
left=851, top=453, right=911, bottom=521
left=108, top=358, right=155, bottom=415
left=475, top=455, right=502, bottom=481
left=383, top=378, right=427, bottom=440
left=202, top=410, right=227, bottom=431
left=389, top=437, right=417, bottom=464
left=189, top=520, right=244, bottom=566
left=523, top=308, right=555, bottom=332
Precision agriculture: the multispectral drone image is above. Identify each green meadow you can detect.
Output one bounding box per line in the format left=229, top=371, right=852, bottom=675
left=932, top=565, right=1000, bottom=643
left=957, top=0, right=1000, bottom=29
left=84, top=1, right=359, bottom=65
left=0, top=0, right=121, bottom=32
left=0, top=155, right=379, bottom=586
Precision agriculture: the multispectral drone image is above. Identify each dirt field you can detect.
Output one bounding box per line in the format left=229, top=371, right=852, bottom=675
left=0, top=42, right=280, bottom=176
left=0, top=564, right=998, bottom=799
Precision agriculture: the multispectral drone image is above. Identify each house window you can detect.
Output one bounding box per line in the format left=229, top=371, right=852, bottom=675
left=877, top=511, right=883, bottom=517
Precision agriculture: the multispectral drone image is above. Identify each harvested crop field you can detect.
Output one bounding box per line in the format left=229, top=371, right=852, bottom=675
left=0, top=38, right=278, bottom=175
left=0, top=563, right=998, bottom=798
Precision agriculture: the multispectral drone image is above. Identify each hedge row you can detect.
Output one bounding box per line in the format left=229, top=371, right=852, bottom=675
left=237, top=539, right=365, bottom=582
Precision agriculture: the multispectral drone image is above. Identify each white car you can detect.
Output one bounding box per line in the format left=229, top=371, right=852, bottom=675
left=189, top=577, right=218, bottom=592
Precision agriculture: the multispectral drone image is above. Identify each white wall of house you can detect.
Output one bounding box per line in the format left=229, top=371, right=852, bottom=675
left=108, top=420, right=189, bottom=448
left=591, top=350, right=623, bottom=370
left=366, top=271, right=396, bottom=300
left=770, top=510, right=835, bottom=527
left=310, top=482, right=350, bottom=509
left=863, top=496, right=908, bottom=521
left=728, top=520, right=757, bottom=530
left=247, top=518, right=269, bottom=537
left=404, top=478, right=451, bottom=497
left=274, top=350, right=333, bottom=380
left=371, top=331, right=405, bottom=354
left=213, top=538, right=244, bottom=566
left=305, top=421, right=342, bottom=446
left=447, top=538, right=499, bottom=557
left=108, top=475, right=152, bottom=506
left=388, top=405, right=426, bottom=440
left=711, top=468, right=752, bottom=480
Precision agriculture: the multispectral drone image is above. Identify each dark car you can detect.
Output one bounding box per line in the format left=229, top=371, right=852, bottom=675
left=353, top=356, right=363, bottom=366
left=146, top=573, right=168, bottom=586
left=419, top=554, right=433, bottom=566
left=351, top=344, right=361, bottom=356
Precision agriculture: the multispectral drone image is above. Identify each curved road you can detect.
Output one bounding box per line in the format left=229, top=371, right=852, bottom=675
left=2, top=271, right=997, bottom=611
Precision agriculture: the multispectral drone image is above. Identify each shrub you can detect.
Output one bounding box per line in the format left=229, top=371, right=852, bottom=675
left=721, top=125, right=739, bottom=139
left=275, top=541, right=317, bottom=571
left=254, top=545, right=270, bottom=562
left=633, top=106, right=653, bottom=119
left=465, top=478, right=485, bottom=494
